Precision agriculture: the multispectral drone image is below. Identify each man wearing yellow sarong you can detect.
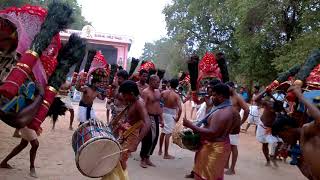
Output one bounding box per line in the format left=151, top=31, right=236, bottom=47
left=102, top=80, right=151, bottom=180
left=184, top=83, right=240, bottom=180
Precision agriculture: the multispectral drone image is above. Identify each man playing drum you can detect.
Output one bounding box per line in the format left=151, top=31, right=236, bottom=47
left=183, top=83, right=240, bottom=180
left=102, top=80, right=151, bottom=180
left=158, top=78, right=182, bottom=159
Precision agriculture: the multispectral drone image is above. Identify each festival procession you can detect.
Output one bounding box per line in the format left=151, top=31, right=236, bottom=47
left=0, top=1, right=319, bottom=180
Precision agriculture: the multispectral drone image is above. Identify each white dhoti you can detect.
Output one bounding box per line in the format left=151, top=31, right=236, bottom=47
left=162, top=107, right=177, bottom=134
left=248, top=105, right=260, bottom=125
left=256, top=120, right=283, bottom=156
left=229, top=134, right=240, bottom=146
left=78, top=105, right=96, bottom=123
left=196, top=103, right=206, bottom=121
left=20, top=127, right=37, bottom=141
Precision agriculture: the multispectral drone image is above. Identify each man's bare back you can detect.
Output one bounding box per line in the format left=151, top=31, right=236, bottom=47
left=161, top=89, right=180, bottom=109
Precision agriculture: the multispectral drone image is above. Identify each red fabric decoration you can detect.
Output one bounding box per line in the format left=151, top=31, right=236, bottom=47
left=28, top=86, right=57, bottom=131
left=199, top=52, right=222, bottom=80
left=0, top=4, right=61, bottom=99
left=306, top=64, right=320, bottom=89
left=0, top=53, right=37, bottom=98
left=91, top=51, right=107, bottom=68
left=266, top=80, right=280, bottom=93
left=39, top=34, right=61, bottom=77
left=139, top=61, right=155, bottom=72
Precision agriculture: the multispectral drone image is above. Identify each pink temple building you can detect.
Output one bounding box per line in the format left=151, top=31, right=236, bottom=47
left=60, top=26, right=132, bottom=70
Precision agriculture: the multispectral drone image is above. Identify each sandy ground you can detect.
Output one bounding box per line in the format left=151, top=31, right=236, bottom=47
left=0, top=101, right=306, bottom=180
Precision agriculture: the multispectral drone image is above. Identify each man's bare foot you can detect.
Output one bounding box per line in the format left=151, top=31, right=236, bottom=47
left=140, top=160, right=148, bottom=168
left=0, top=162, right=13, bottom=169
left=146, top=159, right=156, bottom=167
left=158, top=151, right=162, bottom=156
left=265, top=161, right=271, bottom=166
left=30, top=167, right=37, bottom=178
left=163, top=154, right=175, bottom=159
left=69, top=126, right=73, bottom=130
left=225, top=169, right=235, bottom=175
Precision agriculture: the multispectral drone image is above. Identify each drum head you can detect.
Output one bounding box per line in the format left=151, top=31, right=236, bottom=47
left=76, top=137, right=121, bottom=178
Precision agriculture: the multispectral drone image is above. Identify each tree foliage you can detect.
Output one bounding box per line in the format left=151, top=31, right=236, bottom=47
left=142, top=0, right=320, bottom=88
left=0, top=0, right=90, bottom=30
left=140, top=38, right=187, bottom=79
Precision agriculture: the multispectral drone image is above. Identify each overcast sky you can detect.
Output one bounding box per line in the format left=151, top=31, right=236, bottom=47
left=78, top=0, right=171, bottom=57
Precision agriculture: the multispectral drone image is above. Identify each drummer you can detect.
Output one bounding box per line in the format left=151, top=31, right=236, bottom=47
left=76, top=78, right=106, bottom=126
left=183, top=83, right=240, bottom=180
left=102, top=80, right=151, bottom=180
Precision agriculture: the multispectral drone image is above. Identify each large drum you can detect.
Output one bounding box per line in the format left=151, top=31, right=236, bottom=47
left=72, top=120, right=121, bottom=178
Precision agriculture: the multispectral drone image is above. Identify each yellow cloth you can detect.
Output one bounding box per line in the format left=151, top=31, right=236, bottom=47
left=101, top=121, right=141, bottom=180
left=101, top=162, right=129, bottom=180
left=193, top=141, right=231, bottom=180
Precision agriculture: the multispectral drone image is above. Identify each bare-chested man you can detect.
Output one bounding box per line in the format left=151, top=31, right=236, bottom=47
left=254, top=88, right=284, bottom=167
left=76, top=79, right=106, bottom=125
left=139, top=75, right=163, bottom=168
left=225, top=82, right=249, bottom=175
left=158, top=79, right=182, bottom=159
left=55, top=81, right=74, bottom=130
left=272, top=86, right=320, bottom=179
left=102, top=80, right=151, bottom=179
left=136, top=69, right=149, bottom=94
left=183, top=83, right=240, bottom=180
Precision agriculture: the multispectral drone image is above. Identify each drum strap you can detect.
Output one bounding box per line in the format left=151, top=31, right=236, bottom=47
left=122, top=120, right=143, bottom=139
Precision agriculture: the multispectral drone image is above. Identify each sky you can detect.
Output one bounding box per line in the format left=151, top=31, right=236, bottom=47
left=78, top=0, right=171, bottom=57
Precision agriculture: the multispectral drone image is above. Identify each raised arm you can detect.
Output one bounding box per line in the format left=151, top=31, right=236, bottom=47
left=290, top=86, right=320, bottom=125
left=237, top=95, right=250, bottom=125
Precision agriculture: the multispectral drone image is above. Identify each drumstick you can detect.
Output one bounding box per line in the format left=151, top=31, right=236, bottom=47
left=88, top=149, right=129, bottom=175
left=100, top=149, right=128, bottom=160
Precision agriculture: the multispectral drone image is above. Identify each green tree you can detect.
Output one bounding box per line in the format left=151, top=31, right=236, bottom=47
left=140, top=38, right=187, bottom=78
left=0, top=0, right=90, bottom=30
left=162, top=0, right=320, bottom=89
